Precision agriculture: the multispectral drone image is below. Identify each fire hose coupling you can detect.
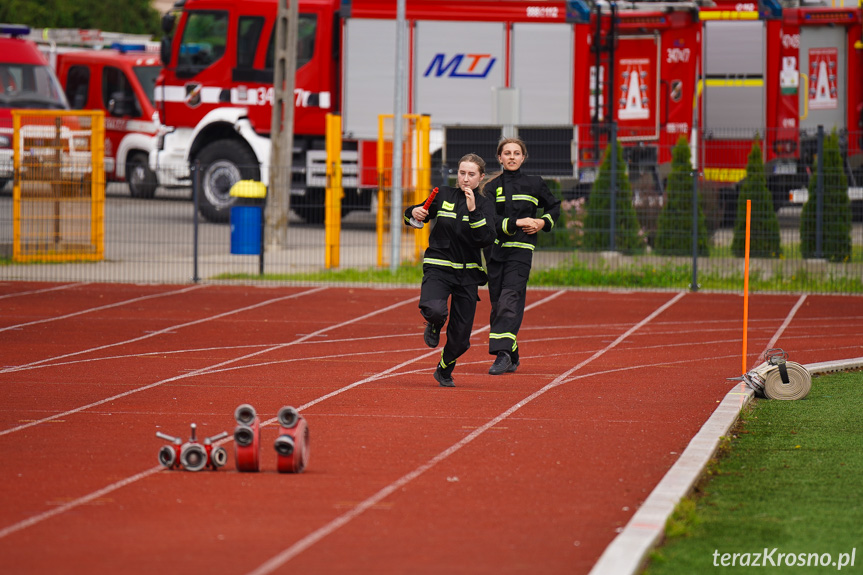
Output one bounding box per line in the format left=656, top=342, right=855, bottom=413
left=765, top=348, right=790, bottom=384
left=275, top=406, right=310, bottom=474
left=233, top=404, right=261, bottom=472
left=157, top=423, right=230, bottom=471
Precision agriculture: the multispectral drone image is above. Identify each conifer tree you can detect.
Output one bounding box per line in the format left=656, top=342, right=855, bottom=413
left=731, top=138, right=782, bottom=258
left=582, top=140, right=645, bottom=253
left=800, top=130, right=852, bottom=262
left=655, top=136, right=710, bottom=256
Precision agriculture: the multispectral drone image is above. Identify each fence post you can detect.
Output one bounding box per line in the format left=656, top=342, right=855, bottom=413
left=690, top=159, right=699, bottom=292
left=192, top=161, right=200, bottom=283
left=816, top=125, right=824, bottom=259
left=609, top=122, right=617, bottom=251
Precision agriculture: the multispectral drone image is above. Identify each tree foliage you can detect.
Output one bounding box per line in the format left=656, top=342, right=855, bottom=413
left=582, top=140, right=646, bottom=254
left=800, top=130, right=852, bottom=262
left=654, top=136, right=710, bottom=256
left=731, top=138, right=782, bottom=258
left=1, top=0, right=162, bottom=37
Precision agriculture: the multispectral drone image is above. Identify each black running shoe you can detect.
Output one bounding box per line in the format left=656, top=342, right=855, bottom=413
left=488, top=351, right=513, bottom=375
left=424, top=322, right=440, bottom=348
left=434, top=366, right=455, bottom=387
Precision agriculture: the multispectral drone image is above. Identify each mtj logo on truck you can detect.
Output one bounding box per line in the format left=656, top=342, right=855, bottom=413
left=424, top=53, right=496, bottom=78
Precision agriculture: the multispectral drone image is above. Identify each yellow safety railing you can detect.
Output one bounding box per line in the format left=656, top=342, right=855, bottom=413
left=376, top=114, right=431, bottom=268
left=12, top=110, right=105, bottom=262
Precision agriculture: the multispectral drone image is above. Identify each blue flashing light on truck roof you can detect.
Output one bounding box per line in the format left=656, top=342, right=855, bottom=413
left=110, top=42, right=148, bottom=53
left=0, top=24, right=32, bottom=37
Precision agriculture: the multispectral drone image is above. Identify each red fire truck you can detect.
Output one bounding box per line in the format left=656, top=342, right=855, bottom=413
left=0, top=24, right=69, bottom=191
left=151, top=0, right=705, bottom=223
left=698, top=0, right=863, bottom=221
left=54, top=48, right=163, bottom=198
left=7, top=26, right=164, bottom=198
left=151, top=0, right=861, bottom=225
left=571, top=1, right=702, bottom=195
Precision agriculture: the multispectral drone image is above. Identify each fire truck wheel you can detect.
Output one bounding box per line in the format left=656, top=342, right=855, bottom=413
left=197, top=140, right=260, bottom=224
left=126, top=152, right=158, bottom=199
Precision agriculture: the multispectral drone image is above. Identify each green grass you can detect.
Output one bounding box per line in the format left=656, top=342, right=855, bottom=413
left=217, top=264, right=425, bottom=285
left=527, top=258, right=863, bottom=293
left=214, top=256, right=863, bottom=293
left=710, top=241, right=863, bottom=262
left=643, top=370, right=863, bottom=574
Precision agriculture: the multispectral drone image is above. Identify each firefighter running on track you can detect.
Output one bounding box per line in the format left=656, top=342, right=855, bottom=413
left=405, top=153, right=496, bottom=388
left=484, top=137, right=561, bottom=376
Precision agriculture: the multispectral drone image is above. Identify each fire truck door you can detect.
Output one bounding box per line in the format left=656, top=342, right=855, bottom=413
left=103, top=66, right=142, bottom=176
left=799, top=27, right=847, bottom=135
left=613, top=35, right=660, bottom=141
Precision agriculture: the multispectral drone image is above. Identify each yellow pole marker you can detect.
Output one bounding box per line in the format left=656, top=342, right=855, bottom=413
left=324, top=113, right=342, bottom=269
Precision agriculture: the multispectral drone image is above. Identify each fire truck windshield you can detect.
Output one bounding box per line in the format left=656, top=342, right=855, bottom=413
left=0, top=63, right=68, bottom=110
left=133, top=65, right=162, bottom=107
left=177, top=11, right=228, bottom=73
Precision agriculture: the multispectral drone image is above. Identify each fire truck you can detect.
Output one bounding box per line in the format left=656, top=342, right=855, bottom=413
left=0, top=24, right=70, bottom=191
left=698, top=0, right=863, bottom=222
left=151, top=0, right=706, bottom=223
left=54, top=48, right=163, bottom=198
left=151, top=0, right=861, bottom=225
left=7, top=26, right=164, bottom=198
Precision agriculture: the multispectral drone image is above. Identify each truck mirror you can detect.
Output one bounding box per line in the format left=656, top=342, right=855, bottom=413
left=160, top=37, right=172, bottom=68
left=161, top=12, right=175, bottom=34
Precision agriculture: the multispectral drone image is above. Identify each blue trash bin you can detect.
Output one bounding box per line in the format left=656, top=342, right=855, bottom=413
left=230, top=205, right=263, bottom=255
left=228, top=181, right=267, bottom=255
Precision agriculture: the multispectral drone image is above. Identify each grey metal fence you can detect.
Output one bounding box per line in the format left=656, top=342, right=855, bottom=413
left=1, top=124, right=861, bottom=293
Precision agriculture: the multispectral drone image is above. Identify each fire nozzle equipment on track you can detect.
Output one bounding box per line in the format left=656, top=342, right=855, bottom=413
left=156, top=424, right=229, bottom=471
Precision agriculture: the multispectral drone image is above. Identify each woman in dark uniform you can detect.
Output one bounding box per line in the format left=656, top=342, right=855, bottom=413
left=484, top=137, right=561, bottom=375
left=405, top=153, right=496, bottom=387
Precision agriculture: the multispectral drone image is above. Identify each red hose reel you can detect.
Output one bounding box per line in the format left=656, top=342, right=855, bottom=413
left=274, top=406, right=310, bottom=474
left=233, top=403, right=261, bottom=472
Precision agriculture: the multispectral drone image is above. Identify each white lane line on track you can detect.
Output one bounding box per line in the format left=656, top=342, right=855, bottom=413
left=0, top=290, right=566, bottom=538
left=761, top=294, right=807, bottom=361
left=0, top=466, right=164, bottom=541
left=0, top=286, right=326, bottom=373
left=0, top=292, right=423, bottom=539
left=272, top=290, right=568, bottom=417
left=243, top=291, right=687, bottom=575
left=0, top=284, right=204, bottom=335
left=0, top=287, right=341, bottom=435
left=0, top=282, right=91, bottom=300
left=588, top=293, right=810, bottom=575
left=2, top=332, right=423, bottom=373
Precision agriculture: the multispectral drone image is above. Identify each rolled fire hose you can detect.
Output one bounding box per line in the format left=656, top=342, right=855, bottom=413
left=740, top=360, right=812, bottom=401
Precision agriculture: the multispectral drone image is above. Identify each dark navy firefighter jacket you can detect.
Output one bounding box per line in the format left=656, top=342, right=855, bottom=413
left=403, top=185, right=497, bottom=285
left=484, top=168, right=561, bottom=266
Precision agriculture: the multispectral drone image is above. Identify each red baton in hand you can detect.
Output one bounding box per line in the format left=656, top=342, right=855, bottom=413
left=409, top=187, right=439, bottom=229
